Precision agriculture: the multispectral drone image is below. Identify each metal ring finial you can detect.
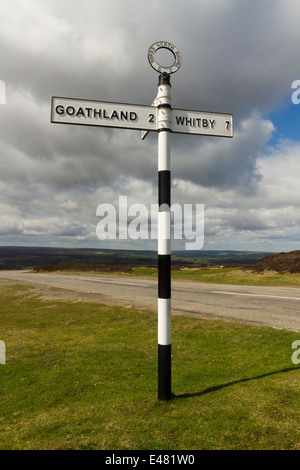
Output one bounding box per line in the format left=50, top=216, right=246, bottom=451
left=148, top=41, right=181, bottom=74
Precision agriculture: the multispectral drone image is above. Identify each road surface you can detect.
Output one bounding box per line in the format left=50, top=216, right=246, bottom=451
left=0, top=270, right=300, bottom=332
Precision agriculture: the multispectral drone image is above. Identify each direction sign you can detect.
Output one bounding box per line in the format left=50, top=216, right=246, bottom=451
left=51, top=97, right=157, bottom=132
left=172, top=108, right=233, bottom=137
left=52, top=97, right=233, bottom=138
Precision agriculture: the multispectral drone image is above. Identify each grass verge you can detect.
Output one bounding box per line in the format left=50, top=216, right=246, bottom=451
left=0, top=283, right=299, bottom=450
left=131, top=267, right=300, bottom=287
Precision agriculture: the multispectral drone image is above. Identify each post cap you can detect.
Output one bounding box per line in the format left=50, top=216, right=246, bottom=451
left=158, top=72, right=171, bottom=86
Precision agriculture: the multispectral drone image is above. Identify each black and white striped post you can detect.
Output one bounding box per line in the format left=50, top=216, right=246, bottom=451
left=148, top=42, right=182, bottom=401
left=157, top=72, right=172, bottom=401
left=51, top=40, right=233, bottom=404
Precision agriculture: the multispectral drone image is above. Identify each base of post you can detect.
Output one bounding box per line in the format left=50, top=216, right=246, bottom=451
left=158, top=343, right=171, bottom=401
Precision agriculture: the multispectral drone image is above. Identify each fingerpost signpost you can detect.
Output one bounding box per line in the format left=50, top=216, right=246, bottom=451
left=51, top=41, right=233, bottom=401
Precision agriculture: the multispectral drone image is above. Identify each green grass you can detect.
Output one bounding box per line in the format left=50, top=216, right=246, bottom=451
left=0, top=283, right=299, bottom=450
left=170, top=267, right=300, bottom=286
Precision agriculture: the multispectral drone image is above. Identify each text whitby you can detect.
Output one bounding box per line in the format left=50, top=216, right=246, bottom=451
left=175, top=115, right=216, bottom=129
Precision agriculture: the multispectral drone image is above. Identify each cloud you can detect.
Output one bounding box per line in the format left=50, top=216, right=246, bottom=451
left=172, top=113, right=275, bottom=195
left=1, top=0, right=300, bottom=250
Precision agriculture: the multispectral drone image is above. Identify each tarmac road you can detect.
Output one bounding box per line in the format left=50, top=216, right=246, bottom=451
left=0, top=270, right=300, bottom=332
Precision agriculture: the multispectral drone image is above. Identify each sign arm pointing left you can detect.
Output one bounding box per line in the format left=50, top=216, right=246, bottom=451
left=51, top=97, right=158, bottom=132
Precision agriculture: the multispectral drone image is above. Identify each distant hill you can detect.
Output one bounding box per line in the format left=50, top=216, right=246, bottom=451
left=249, top=250, right=300, bottom=273
left=0, top=246, right=274, bottom=270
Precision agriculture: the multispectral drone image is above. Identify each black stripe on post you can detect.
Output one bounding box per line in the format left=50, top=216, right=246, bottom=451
left=158, top=344, right=171, bottom=401
left=159, top=170, right=171, bottom=207
left=158, top=254, right=171, bottom=298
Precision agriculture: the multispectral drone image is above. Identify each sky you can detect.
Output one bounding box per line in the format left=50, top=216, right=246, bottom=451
left=1, top=0, right=300, bottom=253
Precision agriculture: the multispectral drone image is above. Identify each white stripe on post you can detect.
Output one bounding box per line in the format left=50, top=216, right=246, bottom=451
left=158, top=298, right=171, bottom=345
left=158, top=131, right=170, bottom=171
left=158, top=211, right=171, bottom=255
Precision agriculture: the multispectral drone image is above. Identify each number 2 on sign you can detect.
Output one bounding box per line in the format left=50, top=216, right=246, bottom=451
left=148, top=114, right=155, bottom=123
